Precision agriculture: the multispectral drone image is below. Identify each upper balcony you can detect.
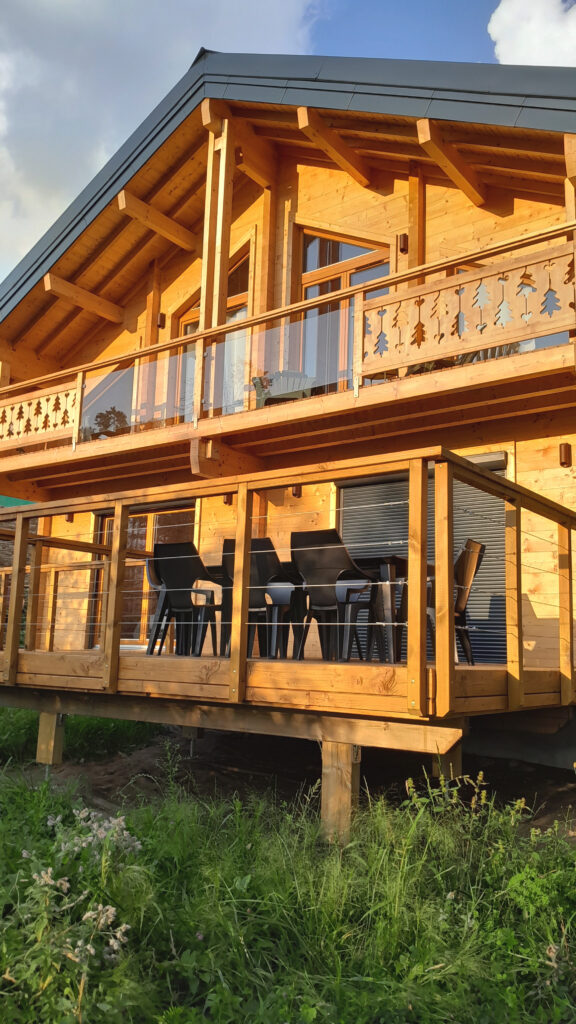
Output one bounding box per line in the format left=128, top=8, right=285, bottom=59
left=1, top=219, right=575, bottom=499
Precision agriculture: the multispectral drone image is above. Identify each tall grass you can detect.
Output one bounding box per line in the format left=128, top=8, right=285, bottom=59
left=1, top=766, right=576, bottom=1022
left=0, top=707, right=160, bottom=763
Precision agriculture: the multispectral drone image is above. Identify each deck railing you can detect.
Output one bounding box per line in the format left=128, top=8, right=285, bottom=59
left=0, top=222, right=574, bottom=454
left=0, top=447, right=574, bottom=720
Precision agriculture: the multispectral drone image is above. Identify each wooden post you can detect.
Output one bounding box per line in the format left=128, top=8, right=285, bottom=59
left=320, top=741, right=361, bottom=842
left=36, top=712, right=65, bottom=766
left=558, top=523, right=574, bottom=704
left=199, top=132, right=219, bottom=332
left=24, top=539, right=43, bottom=651
left=408, top=162, right=426, bottom=280
left=505, top=499, right=524, bottom=709
left=352, top=300, right=364, bottom=397
left=431, top=740, right=462, bottom=780
left=44, top=569, right=59, bottom=651
left=435, top=461, right=455, bottom=717
left=0, top=361, right=10, bottom=387
left=102, top=502, right=129, bottom=692
left=72, top=370, right=84, bottom=447
left=229, top=484, right=252, bottom=702
left=407, top=458, right=428, bottom=716
left=144, top=260, right=162, bottom=348
left=3, top=516, right=30, bottom=685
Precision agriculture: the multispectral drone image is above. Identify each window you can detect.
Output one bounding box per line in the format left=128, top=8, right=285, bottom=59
left=180, top=253, right=250, bottom=336
left=297, top=233, right=390, bottom=394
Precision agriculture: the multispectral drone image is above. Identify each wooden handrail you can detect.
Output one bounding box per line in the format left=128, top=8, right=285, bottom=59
left=2, top=218, right=576, bottom=402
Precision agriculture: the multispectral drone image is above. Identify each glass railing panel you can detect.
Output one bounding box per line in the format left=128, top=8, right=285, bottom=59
left=79, top=344, right=195, bottom=442
left=201, top=303, right=354, bottom=417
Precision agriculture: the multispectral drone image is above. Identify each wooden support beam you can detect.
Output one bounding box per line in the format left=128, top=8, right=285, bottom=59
left=102, top=502, right=129, bottom=692
left=43, top=273, right=125, bottom=324
left=212, top=118, right=236, bottom=327
left=190, top=438, right=265, bottom=478
left=505, top=500, right=524, bottom=710
left=229, top=482, right=252, bottom=702
left=297, top=107, right=372, bottom=187
left=0, top=361, right=10, bottom=387
left=408, top=162, right=426, bottom=270
left=320, top=741, right=361, bottom=842
left=435, top=460, right=455, bottom=717
left=24, top=539, right=43, bottom=652
left=416, top=119, right=486, bottom=207
left=36, top=712, right=65, bottom=766
left=117, top=190, right=198, bottom=251
left=565, top=134, right=576, bottom=188
left=558, top=524, right=574, bottom=705
left=144, top=261, right=162, bottom=349
left=3, top=516, right=30, bottom=685
left=199, top=131, right=219, bottom=331
left=201, top=98, right=275, bottom=188
left=407, top=459, right=428, bottom=717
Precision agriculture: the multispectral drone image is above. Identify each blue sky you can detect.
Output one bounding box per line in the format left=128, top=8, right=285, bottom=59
left=310, top=0, right=498, bottom=63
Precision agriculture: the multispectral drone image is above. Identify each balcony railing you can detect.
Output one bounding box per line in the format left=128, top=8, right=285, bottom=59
left=0, top=221, right=574, bottom=454
left=0, top=447, right=574, bottom=721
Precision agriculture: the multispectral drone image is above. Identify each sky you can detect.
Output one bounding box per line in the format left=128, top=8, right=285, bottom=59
left=0, top=0, right=575, bottom=283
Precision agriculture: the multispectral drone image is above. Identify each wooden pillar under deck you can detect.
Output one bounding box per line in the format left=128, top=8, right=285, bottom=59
left=431, top=740, right=462, bottom=780
left=36, top=712, right=65, bottom=766
left=320, top=741, right=361, bottom=842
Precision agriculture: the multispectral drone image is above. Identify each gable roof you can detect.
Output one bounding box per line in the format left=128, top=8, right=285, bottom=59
left=1, top=48, right=575, bottom=322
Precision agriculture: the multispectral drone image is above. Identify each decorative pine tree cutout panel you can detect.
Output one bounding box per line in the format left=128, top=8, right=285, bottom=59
left=362, top=242, right=576, bottom=378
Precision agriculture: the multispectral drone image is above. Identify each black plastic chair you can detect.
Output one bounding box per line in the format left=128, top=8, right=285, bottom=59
left=290, top=529, right=374, bottom=661
left=146, top=542, right=219, bottom=656
left=221, top=537, right=304, bottom=658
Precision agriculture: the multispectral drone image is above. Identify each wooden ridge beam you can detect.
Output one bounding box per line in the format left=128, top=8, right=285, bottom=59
left=190, top=438, right=265, bottom=478
left=416, top=119, right=486, bottom=207
left=297, top=107, right=372, bottom=187
left=201, top=98, right=275, bottom=188
left=117, top=190, right=198, bottom=251
left=43, top=273, right=124, bottom=324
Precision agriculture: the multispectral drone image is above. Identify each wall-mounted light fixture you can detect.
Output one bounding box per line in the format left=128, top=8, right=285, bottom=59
left=398, top=233, right=409, bottom=255
left=223, top=493, right=234, bottom=506
left=291, top=484, right=302, bottom=498
left=559, top=442, right=572, bottom=468
left=156, top=312, right=166, bottom=330
left=65, top=512, right=75, bottom=524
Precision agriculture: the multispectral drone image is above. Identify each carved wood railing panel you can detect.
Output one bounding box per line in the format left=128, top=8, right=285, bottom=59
left=0, top=384, right=77, bottom=446
left=362, top=242, right=576, bottom=378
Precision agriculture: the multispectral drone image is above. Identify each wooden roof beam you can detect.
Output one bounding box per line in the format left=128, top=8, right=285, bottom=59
left=117, top=190, right=198, bottom=251
left=296, top=107, right=372, bottom=187
left=416, top=118, right=487, bottom=207
left=43, top=274, right=124, bottom=324
left=201, top=98, right=275, bottom=189
left=565, top=134, right=576, bottom=187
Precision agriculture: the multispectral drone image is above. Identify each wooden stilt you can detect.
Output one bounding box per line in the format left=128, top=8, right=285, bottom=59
left=431, top=740, right=462, bottom=780
left=320, top=740, right=361, bottom=842
left=36, top=711, right=65, bottom=765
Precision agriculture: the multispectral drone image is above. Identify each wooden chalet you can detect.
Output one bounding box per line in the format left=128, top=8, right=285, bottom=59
left=1, top=50, right=576, bottom=834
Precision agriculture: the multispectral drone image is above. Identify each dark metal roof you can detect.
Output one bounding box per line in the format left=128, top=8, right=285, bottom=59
left=2, top=49, right=575, bottom=322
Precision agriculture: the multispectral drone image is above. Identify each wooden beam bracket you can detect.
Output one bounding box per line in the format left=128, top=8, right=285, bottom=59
left=43, top=273, right=124, bottom=324
left=117, top=190, right=198, bottom=251
left=417, top=119, right=486, bottom=207
left=297, top=107, right=371, bottom=187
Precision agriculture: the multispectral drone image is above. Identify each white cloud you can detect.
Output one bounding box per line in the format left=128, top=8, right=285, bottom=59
left=488, top=0, right=576, bottom=65
left=0, top=0, right=322, bottom=283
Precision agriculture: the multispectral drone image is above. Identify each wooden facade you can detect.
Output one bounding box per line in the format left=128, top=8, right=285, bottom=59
left=1, top=51, right=576, bottom=832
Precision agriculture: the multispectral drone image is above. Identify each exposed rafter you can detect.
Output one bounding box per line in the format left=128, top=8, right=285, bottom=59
left=296, top=107, right=372, bottom=187
left=201, top=98, right=275, bottom=189
left=117, top=190, right=198, bottom=251
left=43, top=274, right=125, bottom=324
left=416, top=119, right=487, bottom=207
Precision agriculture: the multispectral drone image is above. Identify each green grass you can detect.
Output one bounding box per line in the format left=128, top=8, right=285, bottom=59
left=1, top=765, right=576, bottom=1023
left=0, top=707, right=160, bottom=763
